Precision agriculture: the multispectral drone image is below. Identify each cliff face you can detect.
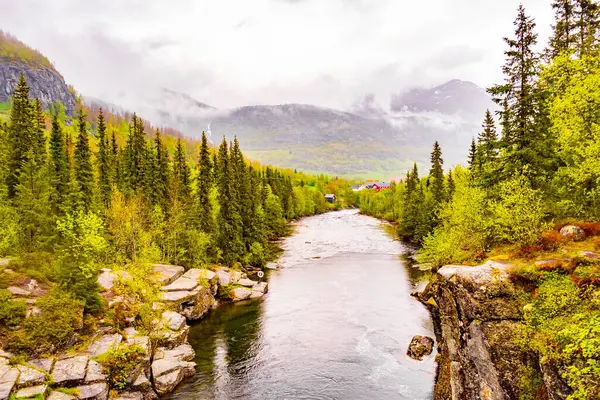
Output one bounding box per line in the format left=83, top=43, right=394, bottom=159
left=0, top=58, right=77, bottom=115
left=420, top=260, right=572, bottom=400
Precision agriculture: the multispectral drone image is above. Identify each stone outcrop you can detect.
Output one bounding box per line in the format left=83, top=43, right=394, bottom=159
left=0, top=61, right=77, bottom=115
left=420, top=260, right=571, bottom=400
left=407, top=336, right=434, bottom=361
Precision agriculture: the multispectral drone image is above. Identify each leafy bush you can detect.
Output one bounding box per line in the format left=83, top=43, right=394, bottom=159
left=8, top=289, right=84, bottom=355
left=95, top=344, right=146, bottom=390
left=0, top=289, right=25, bottom=327
left=217, top=284, right=235, bottom=301
left=10, top=252, right=57, bottom=283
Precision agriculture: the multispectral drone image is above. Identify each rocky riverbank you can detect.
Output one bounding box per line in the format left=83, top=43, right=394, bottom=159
left=417, top=259, right=578, bottom=400
left=0, top=264, right=268, bottom=400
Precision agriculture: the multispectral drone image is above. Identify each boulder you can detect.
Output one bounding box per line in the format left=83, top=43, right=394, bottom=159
left=151, top=265, right=184, bottom=286
left=155, top=326, right=189, bottom=350
left=161, top=277, right=199, bottom=292
left=216, top=270, right=231, bottom=286
left=407, top=335, right=434, bottom=360
left=48, top=391, right=77, bottom=400
left=7, top=286, right=31, bottom=297
left=560, top=225, right=586, bottom=242
left=151, top=360, right=195, bottom=396
left=252, top=282, right=268, bottom=293
left=179, top=286, right=215, bottom=321
left=75, top=382, right=108, bottom=400
left=16, top=365, right=46, bottom=388
left=85, top=334, right=122, bottom=357
left=162, top=311, right=186, bottom=331
left=181, top=268, right=214, bottom=281
left=131, top=373, right=157, bottom=399
left=237, top=278, right=256, bottom=288
left=153, top=344, right=195, bottom=362
left=84, top=361, right=106, bottom=384
left=232, top=287, right=252, bottom=301
left=14, top=384, right=48, bottom=399
left=28, top=358, right=54, bottom=374
left=126, top=336, right=152, bottom=359
left=51, top=356, right=89, bottom=387
left=97, top=270, right=115, bottom=291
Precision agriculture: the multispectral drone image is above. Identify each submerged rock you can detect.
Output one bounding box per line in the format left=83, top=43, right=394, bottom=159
left=407, top=336, right=434, bottom=360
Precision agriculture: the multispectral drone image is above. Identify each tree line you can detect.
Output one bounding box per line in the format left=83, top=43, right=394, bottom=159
left=360, top=1, right=600, bottom=266
left=0, top=74, right=353, bottom=311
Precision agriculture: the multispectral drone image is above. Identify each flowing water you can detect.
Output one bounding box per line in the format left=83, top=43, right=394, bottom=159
left=168, top=209, right=435, bottom=400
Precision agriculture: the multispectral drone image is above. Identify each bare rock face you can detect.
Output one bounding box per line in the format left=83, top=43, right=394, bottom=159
left=421, top=261, right=572, bottom=400
left=0, top=365, right=19, bottom=400
left=560, top=225, right=586, bottom=242
left=85, top=334, right=123, bottom=357
left=0, top=62, right=77, bottom=115
left=407, top=336, right=434, bottom=361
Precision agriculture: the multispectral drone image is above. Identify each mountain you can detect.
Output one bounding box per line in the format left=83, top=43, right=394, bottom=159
left=0, top=31, right=77, bottom=114
left=390, top=79, right=495, bottom=118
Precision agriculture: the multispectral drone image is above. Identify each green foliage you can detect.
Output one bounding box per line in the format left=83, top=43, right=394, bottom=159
left=94, top=344, right=146, bottom=390
left=74, top=109, right=94, bottom=211
left=10, top=252, right=57, bottom=283
left=217, top=284, right=235, bottom=302
left=0, top=289, right=25, bottom=327
left=8, top=289, right=83, bottom=355
left=0, top=31, right=52, bottom=68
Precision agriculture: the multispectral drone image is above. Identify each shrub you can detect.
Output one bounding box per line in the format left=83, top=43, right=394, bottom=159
left=217, top=284, right=234, bottom=301
left=0, top=289, right=25, bottom=327
left=95, top=344, right=146, bottom=390
left=10, top=252, right=57, bottom=283
left=8, top=289, right=84, bottom=355
left=539, top=230, right=565, bottom=251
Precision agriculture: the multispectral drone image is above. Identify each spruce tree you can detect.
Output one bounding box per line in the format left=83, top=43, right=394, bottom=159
left=468, top=138, right=477, bottom=168
left=7, top=73, right=33, bottom=197
left=153, top=130, right=170, bottom=210
left=124, top=114, right=147, bottom=193
left=197, top=131, right=214, bottom=233
left=488, top=5, right=544, bottom=182
left=547, top=0, right=577, bottom=58
left=216, top=137, right=244, bottom=265
left=575, top=0, right=600, bottom=55
left=447, top=170, right=456, bottom=200
left=74, top=109, right=94, bottom=211
left=429, top=141, right=445, bottom=207
left=96, top=109, right=111, bottom=207
left=111, top=132, right=121, bottom=189
left=49, top=114, right=69, bottom=214
left=173, top=138, right=191, bottom=202
left=31, top=99, right=47, bottom=166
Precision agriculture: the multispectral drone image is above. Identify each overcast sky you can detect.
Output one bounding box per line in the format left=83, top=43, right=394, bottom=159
left=0, top=0, right=553, bottom=111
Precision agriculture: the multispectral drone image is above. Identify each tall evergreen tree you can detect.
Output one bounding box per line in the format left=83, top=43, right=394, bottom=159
left=488, top=5, right=544, bottom=181
left=468, top=138, right=477, bottom=168
left=74, top=109, right=94, bottom=211
left=111, top=132, right=121, bottom=189
left=216, top=138, right=244, bottom=265
left=31, top=99, right=47, bottom=166
left=49, top=114, right=69, bottom=214
left=197, top=131, right=214, bottom=233
left=547, top=0, right=577, bottom=58
left=153, top=130, right=170, bottom=210
left=124, top=114, right=147, bottom=193
left=96, top=109, right=111, bottom=207
left=172, top=138, right=191, bottom=202
left=7, top=73, right=33, bottom=197
left=447, top=170, right=456, bottom=200
left=429, top=141, right=445, bottom=207
left=575, top=0, right=600, bottom=55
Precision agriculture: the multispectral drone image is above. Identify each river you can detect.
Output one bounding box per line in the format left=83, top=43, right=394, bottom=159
left=168, top=209, right=435, bottom=400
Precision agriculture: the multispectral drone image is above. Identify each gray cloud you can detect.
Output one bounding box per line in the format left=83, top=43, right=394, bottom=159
left=0, top=0, right=554, bottom=111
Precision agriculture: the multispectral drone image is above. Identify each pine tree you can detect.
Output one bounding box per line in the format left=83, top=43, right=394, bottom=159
left=96, top=109, right=111, bottom=207
left=7, top=73, right=33, bottom=197
left=111, top=132, right=121, bottom=189
left=216, top=137, right=244, bottom=265
left=575, top=0, right=600, bottom=55
left=49, top=114, right=69, bottom=214
left=429, top=141, right=445, bottom=207
left=468, top=138, right=477, bottom=168
left=488, top=5, right=544, bottom=181
left=197, top=131, right=214, bottom=233
left=74, top=109, right=94, bottom=211
left=153, top=130, right=170, bottom=210
left=173, top=138, right=191, bottom=202
left=124, top=114, right=147, bottom=193
left=447, top=170, right=456, bottom=200
left=547, top=0, right=577, bottom=59
left=31, top=99, right=47, bottom=166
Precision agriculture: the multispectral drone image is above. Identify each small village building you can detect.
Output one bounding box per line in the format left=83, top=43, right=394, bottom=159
left=325, top=194, right=336, bottom=203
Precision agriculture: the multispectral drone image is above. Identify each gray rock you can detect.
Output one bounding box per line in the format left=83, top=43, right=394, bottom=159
left=151, top=265, right=184, bottom=286
left=48, top=391, right=77, bottom=400
left=179, top=286, right=216, bottom=321
left=407, top=335, right=434, bottom=360
left=0, top=382, right=14, bottom=400
left=249, top=290, right=264, bottom=299
left=51, top=356, right=88, bottom=387
left=560, top=225, right=586, bottom=242
left=97, top=270, right=115, bottom=291
left=85, top=334, right=122, bottom=357
left=14, top=384, right=48, bottom=399
left=232, top=287, right=252, bottom=301
left=126, top=336, right=151, bottom=358
left=155, top=326, right=189, bottom=350
left=16, top=365, right=46, bottom=388
left=0, top=350, right=14, bottom=359
left=161, top=290, right=199, bottom=304
left=181, top=268, right=215, bottom=281
left=7, top=286, right=31, bottom=297
left=28, top=358, right=54, bottom=374
left=216, top=270, right=231, bottom=286
left=237, top=278, right=256, bottom=287
left=162, top=311, right=186, bottom=331
left=0, top=366, right=20, bottom=399
left=252, top=282, right=268, bottom=293
left=75, top=382, right=108, bottom=400
left=161, top=277, right=199, bottom=292
left=152, top=362, right=195, bottom=396
left=84, top=361, right=106, bottom=384
left=230, top=271, right=242, bottom=284
left=579, top=250, right=598, bottom=259
left=153, top=344, right=195, bottom=362
left=113, top=392, right=144, bottom=400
